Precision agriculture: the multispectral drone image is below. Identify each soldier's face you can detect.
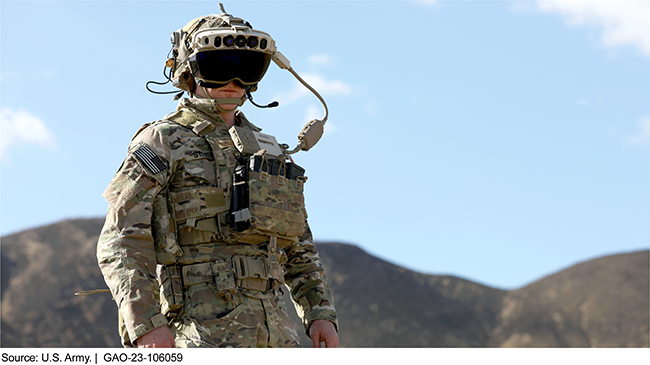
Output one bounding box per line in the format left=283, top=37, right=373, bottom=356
left=203, top=81, right=246, bottom=99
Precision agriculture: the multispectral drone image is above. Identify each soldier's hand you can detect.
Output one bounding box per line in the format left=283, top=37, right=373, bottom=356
left=136, top=326, right=175, bottom=348
left=309, top=319, right=338, bottom=348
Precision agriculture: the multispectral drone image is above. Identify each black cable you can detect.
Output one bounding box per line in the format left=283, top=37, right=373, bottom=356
left=145, top=80, right=178, bottom=95
left=145, top=49, right=179, bottom=95
left=246, top=91, right=279, bottom=108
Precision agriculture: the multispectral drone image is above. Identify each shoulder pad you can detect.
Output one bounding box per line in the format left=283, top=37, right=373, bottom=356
left=165, top=109, right=199, bottom=129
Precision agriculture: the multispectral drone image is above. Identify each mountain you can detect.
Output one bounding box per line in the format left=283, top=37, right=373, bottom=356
left=488, top=249, right=649, bottom=347
left=1, top=219, right=121, bottom=347
left=1, top=218, right=648, bottom=347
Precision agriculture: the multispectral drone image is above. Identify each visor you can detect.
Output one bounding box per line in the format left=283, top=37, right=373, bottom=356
left=189, top=50, right=272, bottom=86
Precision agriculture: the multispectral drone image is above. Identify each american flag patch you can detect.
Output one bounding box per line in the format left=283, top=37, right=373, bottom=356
left=133, top=143, right=167, bottom=174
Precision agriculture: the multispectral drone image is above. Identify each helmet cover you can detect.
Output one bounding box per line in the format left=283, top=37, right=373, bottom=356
left=170, top=10, right=277, bottom=93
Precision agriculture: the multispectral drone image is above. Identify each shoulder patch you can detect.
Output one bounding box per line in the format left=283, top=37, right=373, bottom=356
left=132, top=143, right=167, bottom=174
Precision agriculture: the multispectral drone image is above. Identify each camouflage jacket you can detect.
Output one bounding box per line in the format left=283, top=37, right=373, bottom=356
left=97, top=98, right=337, bottom=345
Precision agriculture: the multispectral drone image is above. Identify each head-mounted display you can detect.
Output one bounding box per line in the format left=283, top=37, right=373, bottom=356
left=189, top=50, right=271, bottom=88
left=149, top=3, right=329, bottom=155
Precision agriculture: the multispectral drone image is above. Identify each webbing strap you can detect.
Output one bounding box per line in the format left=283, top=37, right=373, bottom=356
left=233, top=255, right=270, bottom=280
left=179, top=255, right=283, bottom=293
left=189, top=118, right=234, bottom=240
left=191, top=119, right=222, bottom=189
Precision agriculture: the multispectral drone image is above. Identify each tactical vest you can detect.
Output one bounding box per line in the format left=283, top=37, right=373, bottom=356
left=146, top=109, right=308, bottom=266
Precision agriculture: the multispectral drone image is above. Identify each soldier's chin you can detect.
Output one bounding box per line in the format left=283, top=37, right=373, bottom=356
left=220, top=104, right=238, bottom=111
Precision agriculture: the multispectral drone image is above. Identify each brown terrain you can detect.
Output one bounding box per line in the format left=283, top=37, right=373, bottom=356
left=1, top=218, right=648, bottom=347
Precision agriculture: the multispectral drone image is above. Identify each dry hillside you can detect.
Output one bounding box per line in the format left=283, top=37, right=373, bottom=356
left=1, top=218, right=648, bottom=347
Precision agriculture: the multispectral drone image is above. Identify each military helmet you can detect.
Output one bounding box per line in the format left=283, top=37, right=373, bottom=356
left=151, top=3, right=329, bottom=154
left=169, top=5, right=277, bottom=94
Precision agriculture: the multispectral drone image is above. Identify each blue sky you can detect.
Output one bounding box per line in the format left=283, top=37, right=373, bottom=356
left=1, top=0, right=648, bottom=290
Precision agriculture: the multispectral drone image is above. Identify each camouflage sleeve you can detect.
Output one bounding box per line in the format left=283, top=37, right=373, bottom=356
left=96, top=124, right=172, bottom=346
left=283, top=223, right=338, bottom=335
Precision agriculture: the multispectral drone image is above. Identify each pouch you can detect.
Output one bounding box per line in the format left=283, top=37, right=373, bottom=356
left=157, top=266, right=184, bottom=316
left=230, top=155, right=307, bottom=241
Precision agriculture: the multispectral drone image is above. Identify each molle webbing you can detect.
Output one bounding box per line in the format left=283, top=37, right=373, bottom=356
left=169, top=187, right=228, bottom=222
left=179, top=255, right=283, bottom=293
left=163, top=110, right=307, bottom=246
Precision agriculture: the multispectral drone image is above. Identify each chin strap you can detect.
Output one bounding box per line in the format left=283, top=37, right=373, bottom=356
left=213, top=97, right=247, bottom=113
left=198, top=86, right=248, bottom=113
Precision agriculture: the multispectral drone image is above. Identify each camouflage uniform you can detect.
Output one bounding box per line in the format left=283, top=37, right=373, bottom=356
left=97, top=98, right=337, bottom=347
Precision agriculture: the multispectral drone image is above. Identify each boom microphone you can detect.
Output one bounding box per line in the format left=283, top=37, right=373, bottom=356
left=247, top=91, right=279, bottom=109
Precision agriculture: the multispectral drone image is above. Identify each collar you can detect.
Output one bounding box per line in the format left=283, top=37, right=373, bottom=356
left=175, top=98, right=262, bottom=132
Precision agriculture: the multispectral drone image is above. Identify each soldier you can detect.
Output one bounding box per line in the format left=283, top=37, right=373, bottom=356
left=97, top=4, right=338, bottom=348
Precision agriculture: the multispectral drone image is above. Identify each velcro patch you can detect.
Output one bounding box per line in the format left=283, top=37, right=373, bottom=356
left=133, top=143, right=167, bottom=174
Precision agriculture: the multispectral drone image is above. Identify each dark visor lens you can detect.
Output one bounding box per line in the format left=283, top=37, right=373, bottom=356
left=190, top=50, right=272, bottom=85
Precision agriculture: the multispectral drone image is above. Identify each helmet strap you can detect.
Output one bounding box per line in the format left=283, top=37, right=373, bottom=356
left=198, top=86, right=247, bottom=113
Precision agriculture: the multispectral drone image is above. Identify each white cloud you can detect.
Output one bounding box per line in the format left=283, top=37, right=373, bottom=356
left=0, top=108, right=57, bottom=162
left=275, top=72, right=352, bottom=105
left=536, top=0, right=650, bottom=56
left=309, top=54, right=333, bottom=65
left=304, top=73, right=352, bottom=95
left=625, top=115, right=650, bottom=145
